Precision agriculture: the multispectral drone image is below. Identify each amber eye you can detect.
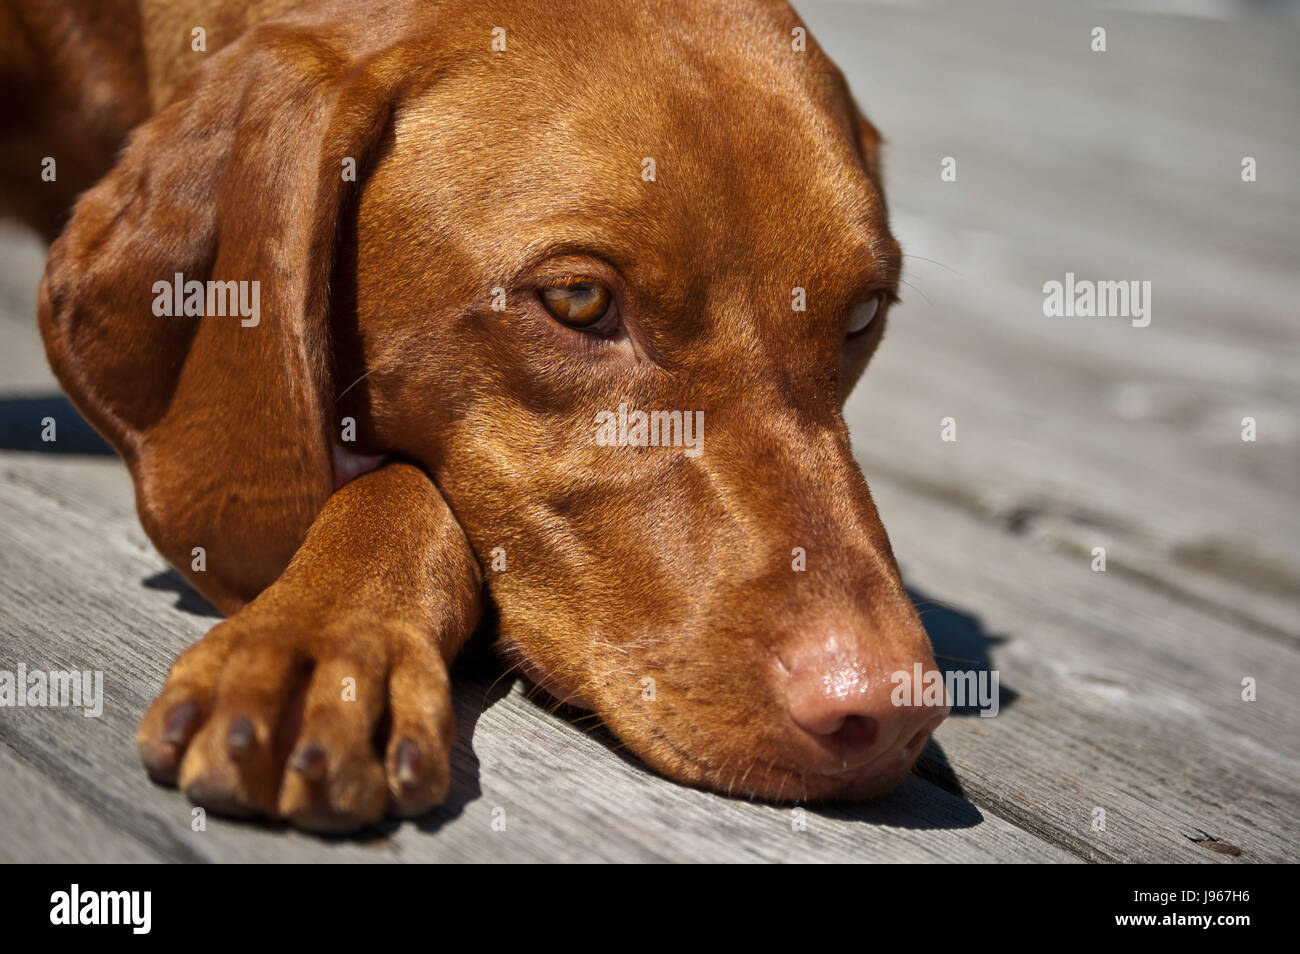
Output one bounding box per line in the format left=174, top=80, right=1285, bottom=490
left=539, top=282, right=613, bottom=329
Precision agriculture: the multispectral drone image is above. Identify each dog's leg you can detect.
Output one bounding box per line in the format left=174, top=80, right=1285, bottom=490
left=135, top=462, right=482, bottom=832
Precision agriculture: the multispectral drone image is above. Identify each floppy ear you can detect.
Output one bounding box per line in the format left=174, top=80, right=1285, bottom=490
left=818, top=56, right=885, bottom=187
left=39, top=23, right=404, bottom=612
left=850, top=103, right=884, bottom=188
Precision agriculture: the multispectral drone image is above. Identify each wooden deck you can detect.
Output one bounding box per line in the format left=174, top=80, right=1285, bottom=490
left=1, top=0, right=1296, bottom=862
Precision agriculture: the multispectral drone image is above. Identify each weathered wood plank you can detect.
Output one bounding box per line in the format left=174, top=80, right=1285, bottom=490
left=868, top=468, right=1300, bottom=863
left=0, top=454, right=1075, bottom=862
left=0, top=742, right=162, bottom=863
left=807, top=0, right=1300, bottom=863
left=2, top=0, right=1296, bottom=864
left=804, top=0, right=1300, bottom=640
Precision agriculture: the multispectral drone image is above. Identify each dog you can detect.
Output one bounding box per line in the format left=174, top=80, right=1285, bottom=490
left=2, top=0, right=948, bottom=832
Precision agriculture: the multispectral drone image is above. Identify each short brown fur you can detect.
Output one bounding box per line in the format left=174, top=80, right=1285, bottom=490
left=2, top=0, right=944, bottom=830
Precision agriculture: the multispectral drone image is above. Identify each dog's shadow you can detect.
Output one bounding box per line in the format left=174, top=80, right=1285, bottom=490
left=143, top=569, right=222, bottom=618
left=0, top=394, right=114, bottom=455
left=898, top=584, right=1017, bottom=807
left=909, top=584, right=1019, bottom=719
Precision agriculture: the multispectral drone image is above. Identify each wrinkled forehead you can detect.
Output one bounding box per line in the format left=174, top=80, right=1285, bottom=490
left=376, top=14, right=890, bottom=291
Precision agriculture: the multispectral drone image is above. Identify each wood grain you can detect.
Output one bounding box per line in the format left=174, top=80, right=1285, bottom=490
left=1, top=0, right=1296, bottom=862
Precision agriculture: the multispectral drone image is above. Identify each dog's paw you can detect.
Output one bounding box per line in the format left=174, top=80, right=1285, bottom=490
left=136, top=608, right=454, bottom=832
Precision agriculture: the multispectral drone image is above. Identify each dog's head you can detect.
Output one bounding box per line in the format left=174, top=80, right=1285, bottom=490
left=42, top=0, right=946, bottom=801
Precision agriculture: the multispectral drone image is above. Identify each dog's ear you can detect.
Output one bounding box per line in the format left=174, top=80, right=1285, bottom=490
left=850, top=104, right=884, bottom=188
left=39, top=23, right=405, bottom=610
left=821, top=60, right=884, bottom=188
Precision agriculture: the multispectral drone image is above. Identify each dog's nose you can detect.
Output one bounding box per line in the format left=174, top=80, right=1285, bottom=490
left=782, top=640, right=949, bottom=776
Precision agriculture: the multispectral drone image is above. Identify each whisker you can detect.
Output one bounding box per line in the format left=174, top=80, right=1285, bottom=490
left=482, top=659, right=527, bottom=701
left=932, top=652, right=981, bottom=665
left=897, top=277, right=932, bottom=307
left=335, top=361, right=387, bottom=402
left=739, top=756, right=757, bottom=791
left=902, top=253, right=959, bottom=275
left=578, top=719, right=612, bottom=737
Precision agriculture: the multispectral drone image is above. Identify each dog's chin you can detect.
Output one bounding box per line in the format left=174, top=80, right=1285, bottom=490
left=578, top=700, right=920, bottom=804
left=634, top=733, right=920, bottom=804
left=727, top=760, right=915, bottom=803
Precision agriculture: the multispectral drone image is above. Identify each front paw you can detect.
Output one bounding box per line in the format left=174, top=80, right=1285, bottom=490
left=136, top=609, right=454, bottom=832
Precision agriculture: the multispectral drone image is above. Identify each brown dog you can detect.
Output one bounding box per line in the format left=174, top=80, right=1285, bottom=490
left=3, top=0, right=948, bottom=831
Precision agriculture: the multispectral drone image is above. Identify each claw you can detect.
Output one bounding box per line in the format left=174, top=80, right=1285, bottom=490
left=395, top=738, right=422, bottom=788
left=291, top=740, right=329, bottom=781
left=226, top=716, right=257, bottom=760
left=162, top=700, right=200, bottom=745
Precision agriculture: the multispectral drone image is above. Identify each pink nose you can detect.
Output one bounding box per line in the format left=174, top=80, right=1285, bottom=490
left=783, top=641, right=949, bottom=776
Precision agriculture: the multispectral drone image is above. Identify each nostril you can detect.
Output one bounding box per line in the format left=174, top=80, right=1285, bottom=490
left=837, top=714, right=879, bottom=749
left=788, top=705, right=883, bottom=771
left=789, top=698, right=875, bottom=738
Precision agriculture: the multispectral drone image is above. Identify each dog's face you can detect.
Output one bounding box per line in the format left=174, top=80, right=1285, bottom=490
left=337, top=2, right=946, bottom=800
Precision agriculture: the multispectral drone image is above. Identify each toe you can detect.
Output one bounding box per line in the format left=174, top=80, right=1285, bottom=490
left=385, top=643, right=454, bottom=817
left=178, top=638, right=308, bottom=818
left=136, top=633, right=230, bottom=783
left=278, top=657, right=388, bottom=832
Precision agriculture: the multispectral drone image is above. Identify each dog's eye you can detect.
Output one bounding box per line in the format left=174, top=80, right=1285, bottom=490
left=847, top=295, right=882, bottom=336
left=539, top=282, right=613, bottom=329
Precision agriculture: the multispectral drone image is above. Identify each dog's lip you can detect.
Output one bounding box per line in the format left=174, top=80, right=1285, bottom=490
left=803, top=746, right=907, bottom=779
left=781, top=737, right=919, bottom=787
left=612, top=711, right=922, bottom=802
left=753, top=744, right=924, bottom=801
left=696, top=751, right=913, bottom=803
